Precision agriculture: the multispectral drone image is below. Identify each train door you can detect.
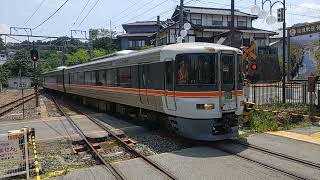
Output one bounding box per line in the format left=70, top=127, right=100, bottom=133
left=164, top=60, right=176, bottom=111
left=138, top=64, right=148, bottom=105
left=220, top=53, right=237, bottom=111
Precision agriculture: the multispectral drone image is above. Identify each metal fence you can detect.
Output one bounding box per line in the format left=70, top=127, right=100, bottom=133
left=0, top=129, right=30, bottom=179
left=246, top=82, right=320, bottom=105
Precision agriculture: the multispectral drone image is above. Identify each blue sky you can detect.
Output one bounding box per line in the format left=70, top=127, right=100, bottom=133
left=0, top=0, right=319, bottom=42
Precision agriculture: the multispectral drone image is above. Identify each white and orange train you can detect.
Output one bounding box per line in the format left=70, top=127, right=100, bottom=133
left=43, top=42, right=245, bottom=141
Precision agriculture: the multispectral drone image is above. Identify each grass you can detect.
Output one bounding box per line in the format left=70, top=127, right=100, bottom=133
left=257, top=103, right=320, bottom=117
left=242, top=103, right=317, bottom=133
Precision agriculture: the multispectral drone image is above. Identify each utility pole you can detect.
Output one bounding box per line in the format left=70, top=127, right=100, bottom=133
left=230, top=0, right=235, bottom=47
left=179, top=0, right=184, bottom=36
left=62, top=41, right=67, bottom=66
left=32, top=42, right=39, bottom=108
left=110, top=20, right=112, bottom=53
left=89, top=31, right=93, bottom=60
left=282, top=0, right=286, bottom=103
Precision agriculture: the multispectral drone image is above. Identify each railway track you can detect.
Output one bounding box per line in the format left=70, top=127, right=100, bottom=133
left=0, top=92, right=37, bottom=116
left=211, top=139, right=320, bottom=180
left=229, top=139, right=320, bottom=170
left=52, top=97, right=178, bottom=180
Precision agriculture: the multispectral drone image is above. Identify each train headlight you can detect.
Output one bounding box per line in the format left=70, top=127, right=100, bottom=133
left=197, top=104, right=215, bottom=110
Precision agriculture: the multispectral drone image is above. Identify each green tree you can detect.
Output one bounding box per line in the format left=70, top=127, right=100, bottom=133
left=89, top=28, right=118, bottom=53
left=0, top=65, right=9, bottom=86
left=93, top=48, right=107, bottom=58
left=67, top=48, right=90, bottom=66
left=0, top=37, right=4, bottom=50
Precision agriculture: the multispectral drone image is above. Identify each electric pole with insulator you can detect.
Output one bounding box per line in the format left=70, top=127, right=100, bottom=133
left=230, top=0, right=235, bottom=47
left=179, top=0, right=184, bottom=36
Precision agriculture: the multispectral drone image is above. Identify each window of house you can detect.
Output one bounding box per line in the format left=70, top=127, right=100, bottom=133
left=238, top=21, right=247, bottom=27
left=190, top=14, right=202, bottom=25
left=191, top=19, right=202, bottom=25
left=212, top=20, right=223, bottom=26
left=227, top=21, right=231, bottom=27
left=128, top=40, right=145, bottom=48
left=243, top=38, right=251, bottom=47
left=212, top=16, right=223, bottom=26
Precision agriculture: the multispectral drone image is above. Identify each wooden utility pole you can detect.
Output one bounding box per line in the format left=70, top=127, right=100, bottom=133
left=179, top=0, right=184, bottom=36
left=230, top=0, right=235, bottom=47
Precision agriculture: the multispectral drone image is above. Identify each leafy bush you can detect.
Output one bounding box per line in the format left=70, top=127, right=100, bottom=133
left=247, top=111, right=279, bottom=132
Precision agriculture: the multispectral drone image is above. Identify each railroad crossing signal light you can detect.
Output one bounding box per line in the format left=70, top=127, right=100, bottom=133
left=277, top=8, right=284, bottom=22
left=251, top=64, right=257, bottom=70
left=30, top=49, right=39, bottom=62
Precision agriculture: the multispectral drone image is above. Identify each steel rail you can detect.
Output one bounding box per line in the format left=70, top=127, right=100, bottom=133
left=229, top=139, right=320, bottom=169
left=69, top=104, right=178, bottom=180
left=0, top=94, right=36, bottom=116
left=0, top=93, right=35, bottom=109
left=52, top=97, right=124, bottom=180
left=212, top=143, right=311, bottom=180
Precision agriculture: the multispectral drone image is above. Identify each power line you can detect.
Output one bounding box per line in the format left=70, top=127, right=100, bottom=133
left=114, top=0, right=169, bottom=29
left=76, top=0, right=101, bottom=29
left=109, top=0, right=144, bottom=20
left=71, top=0, right=92, bottom=28
left=23, top=0, right=47, bottom=27
left=33, top=0, right=70, bottom=30
left=112, top=0, right=157, bottom=24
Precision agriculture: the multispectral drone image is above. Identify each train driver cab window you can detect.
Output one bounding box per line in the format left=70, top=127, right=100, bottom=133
left=221, top=54, right=235, bottom=85
left=176, top=53, right=216, bottom=85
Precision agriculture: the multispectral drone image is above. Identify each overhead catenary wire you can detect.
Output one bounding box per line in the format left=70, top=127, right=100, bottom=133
left=76, top=0, right=101, bottom=29
left=109, top=0, right=145, bottom=20
left=112, top=0, right=157, bottom=24
left=71, top=0, right=92, bottom=28
left=23, top=0, right=47, bottom=27
left=114, top=0, right=170, bottom=29
left=33, top=0, right=70, bottom=30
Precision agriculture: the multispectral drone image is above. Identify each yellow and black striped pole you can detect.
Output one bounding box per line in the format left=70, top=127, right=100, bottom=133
left=31, top=136, right=41, bottom=180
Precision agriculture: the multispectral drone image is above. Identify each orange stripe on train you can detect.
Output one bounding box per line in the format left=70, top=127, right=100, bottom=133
left=62, top=84, right=243, bottom=98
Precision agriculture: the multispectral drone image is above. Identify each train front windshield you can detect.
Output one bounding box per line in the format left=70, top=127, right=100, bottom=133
left=176, top=53, right=216, bottom=85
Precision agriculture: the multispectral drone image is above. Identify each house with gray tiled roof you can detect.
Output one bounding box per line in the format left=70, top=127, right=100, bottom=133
left=117, top=6, right=277, bottom=51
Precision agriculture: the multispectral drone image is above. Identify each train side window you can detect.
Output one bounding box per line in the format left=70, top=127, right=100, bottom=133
left=131, top=65, right=139, bottom=88
left=91, top=71, right=96, bottom=85
left=85, top=71, right=91, bottom=85
left=74, top=73, right=77, bottom=84
left=238, top=55, right=244, bottom=89
left=119, top=67, right=131, bottom=88
left=78, top=72, right=84, bottom=85
left=107, top=69, right=118, bottom=87
left=148, top=63, right=163, bottom=90
left=166, top=61, right=173, bottom=90
left=97, top=70, right=106, bottom=86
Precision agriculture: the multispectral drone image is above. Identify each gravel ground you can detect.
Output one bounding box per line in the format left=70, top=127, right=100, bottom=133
left=0, top=89, right=34, bottom=106
left=36, top=140, right=96, bottom=179
left=129, top=131, right=189, bottom=156
left=41, top=94, right=62, bottom=117
left=0, top=98, right=40, bottom=121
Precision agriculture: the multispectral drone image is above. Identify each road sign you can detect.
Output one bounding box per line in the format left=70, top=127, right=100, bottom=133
left=18, top=82, right=27, bottom=89
left=243, top=42, right=257, bottom=60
